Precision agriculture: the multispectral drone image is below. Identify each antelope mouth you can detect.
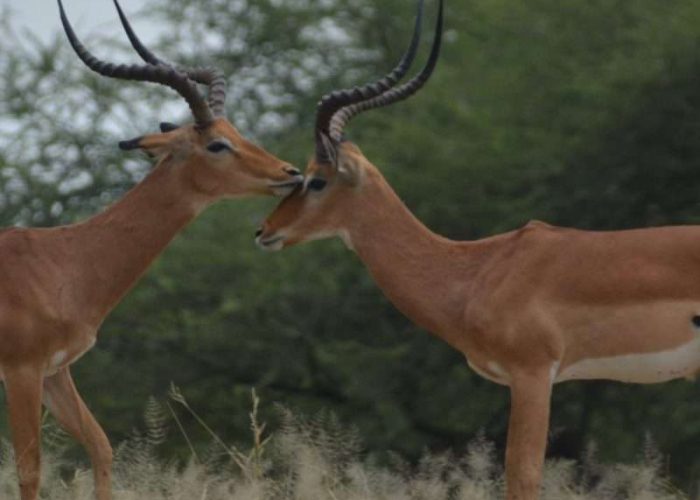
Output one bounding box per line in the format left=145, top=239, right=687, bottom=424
left=256, top=234, right=286, bottom=251
left=269, top=176, right=304, bottom=196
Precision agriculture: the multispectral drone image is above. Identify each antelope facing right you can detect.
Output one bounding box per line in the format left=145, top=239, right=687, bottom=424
left=0, top=1, right=302, bottom=498
left=257, top=0, right=700, bottom=498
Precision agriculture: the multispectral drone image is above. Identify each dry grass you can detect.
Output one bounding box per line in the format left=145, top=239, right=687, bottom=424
left=0, top=388, right=688, bottom=500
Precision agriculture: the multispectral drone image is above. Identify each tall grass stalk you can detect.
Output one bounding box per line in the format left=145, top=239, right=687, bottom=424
left=0, top=389, right=688, bottom=500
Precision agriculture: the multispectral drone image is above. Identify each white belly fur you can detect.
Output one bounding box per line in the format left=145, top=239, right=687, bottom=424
left=556, top=335, right=700, bottom=383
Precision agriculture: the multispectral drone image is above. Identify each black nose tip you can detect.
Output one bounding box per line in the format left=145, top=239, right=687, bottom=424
left=284, top=166, right=301, bottom=176
left=255, top=228, right=263, bottom=238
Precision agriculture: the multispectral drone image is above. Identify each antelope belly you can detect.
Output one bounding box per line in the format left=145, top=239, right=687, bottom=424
left=556, top=336, right=700, bottom=383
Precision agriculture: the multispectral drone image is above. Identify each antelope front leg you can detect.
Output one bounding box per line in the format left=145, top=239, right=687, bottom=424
left=43, top=367, right=112, bottom=500
left=504, top=368, right=553, bottom=500
left=4, top=367, right=44, bottom=500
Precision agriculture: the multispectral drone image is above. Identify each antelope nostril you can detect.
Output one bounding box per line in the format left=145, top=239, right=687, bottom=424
left=255, top=228, right=263, bottom=238
left=284, top=166, right=301, bottom=176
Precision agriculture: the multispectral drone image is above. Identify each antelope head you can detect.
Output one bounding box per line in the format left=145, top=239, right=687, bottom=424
left=256, top=0, right=443, bottom=250
left=58, top=0, right=302, bottom=198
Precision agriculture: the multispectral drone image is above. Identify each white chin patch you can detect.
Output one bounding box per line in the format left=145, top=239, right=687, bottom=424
left=271, top=185, right=295, bottom=197
left=306, top=229, right=354, bottom=251
left=256, top=236, right=285, bottom=252
left=265, top=240, right=285, bottom=252
left=269, top=177, right=303, bottom=197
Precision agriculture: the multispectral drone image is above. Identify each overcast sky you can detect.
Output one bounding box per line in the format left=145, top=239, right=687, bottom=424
left=4, top=0, right=160, bottom=45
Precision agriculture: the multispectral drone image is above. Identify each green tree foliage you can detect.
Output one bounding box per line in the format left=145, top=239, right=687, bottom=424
left=0, top=16, right=161, bottom=225
left=1, top=0, right=699, bottom=495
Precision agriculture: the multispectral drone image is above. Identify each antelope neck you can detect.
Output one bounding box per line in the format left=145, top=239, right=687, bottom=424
left=71, top=162, right=210, bottom=321
left=344, top=173, right=481, bottom=346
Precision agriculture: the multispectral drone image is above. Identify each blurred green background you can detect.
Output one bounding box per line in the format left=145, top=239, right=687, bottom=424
left=1, top=0, right=699, bottom=495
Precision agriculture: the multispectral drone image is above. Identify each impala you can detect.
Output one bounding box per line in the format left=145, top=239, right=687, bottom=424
left=0, top=1, right=302, bottom=499
left=257, top=0, right=700, bottom=498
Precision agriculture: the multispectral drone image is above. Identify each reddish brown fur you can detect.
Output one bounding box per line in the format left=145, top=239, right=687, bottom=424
left=0, top=117, right=298, bottom=500
left=259, top=142, right=700, bottom=499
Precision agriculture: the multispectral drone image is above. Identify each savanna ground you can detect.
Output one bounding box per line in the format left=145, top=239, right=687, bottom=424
left=0, top=388, right=689, bottom=500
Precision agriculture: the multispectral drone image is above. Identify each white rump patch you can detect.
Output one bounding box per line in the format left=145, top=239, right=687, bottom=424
left=306, top=229, right=355, bottom=251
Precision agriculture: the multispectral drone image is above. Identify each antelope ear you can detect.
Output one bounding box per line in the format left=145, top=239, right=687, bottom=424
left=118, top=136, right=144, bottom=151
left=120, top=122, right=180, bottom=151
left=160, top=122, right=180, bottom=133
left=119, top=131, right=172, bottom=158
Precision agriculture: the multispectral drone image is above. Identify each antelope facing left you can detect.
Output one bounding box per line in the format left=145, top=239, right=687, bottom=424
left=0, top=1, right=301, bottom=499
left=257, top=0, right=699, bottom=498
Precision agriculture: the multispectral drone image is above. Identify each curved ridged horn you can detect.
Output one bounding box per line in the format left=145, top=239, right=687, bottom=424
left=58, top=0, right=213, bottom=127
left=328, top=0, right=444, bottom=142
left=112, top=0, right=227, bottom=116
left=314, top=0, right=425, bottom=163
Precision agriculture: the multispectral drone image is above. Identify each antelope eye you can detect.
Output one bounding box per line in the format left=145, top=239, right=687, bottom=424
left=206, top=139, right=234, bottom=153
left=307, top=178, right=328, bottom=191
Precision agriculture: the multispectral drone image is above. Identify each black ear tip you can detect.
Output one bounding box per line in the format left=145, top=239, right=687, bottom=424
left=159, top=122, right=180, bottom=133
left=118, top=136, right=143, bottom=151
